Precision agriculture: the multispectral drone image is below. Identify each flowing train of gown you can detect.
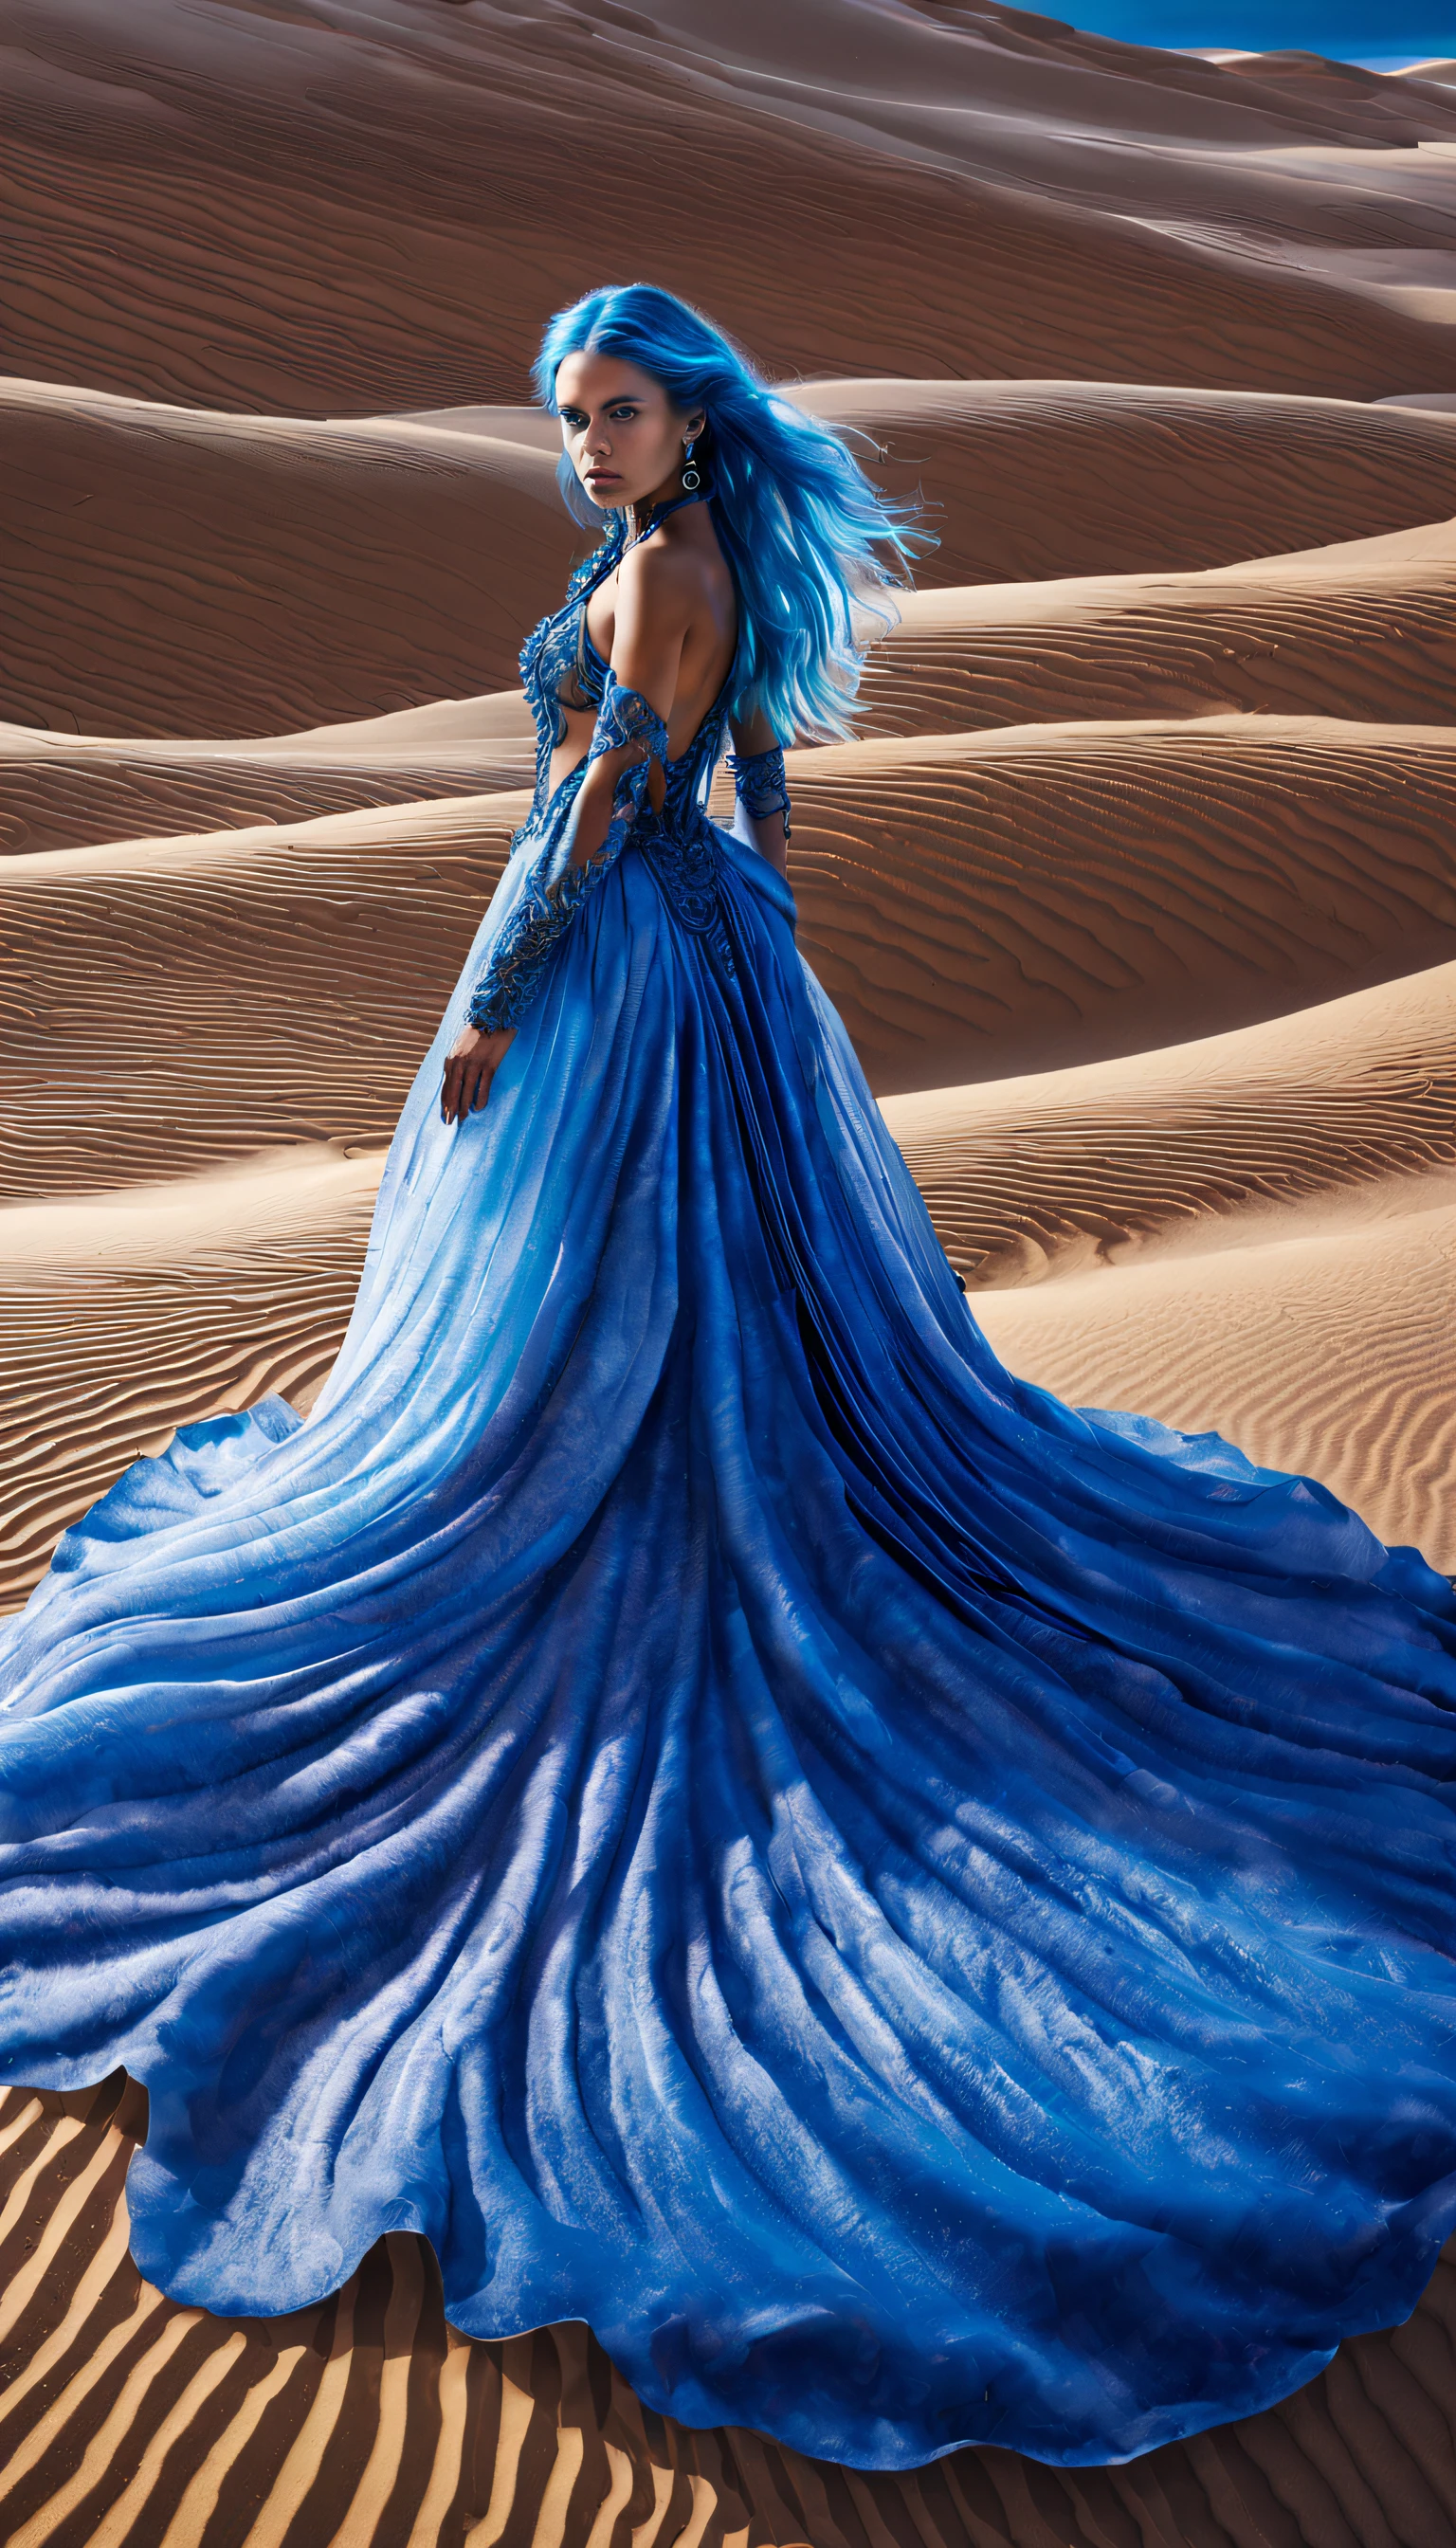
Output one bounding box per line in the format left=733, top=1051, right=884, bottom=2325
left=3, top=551, right=1456, bottom=2475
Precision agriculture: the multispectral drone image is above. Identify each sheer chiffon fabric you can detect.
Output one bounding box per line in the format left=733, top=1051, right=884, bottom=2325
left=2, top=560, right=1456, bottom=2471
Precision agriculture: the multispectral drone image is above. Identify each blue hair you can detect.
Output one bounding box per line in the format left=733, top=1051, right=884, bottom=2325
left=533, top=284, right=930, bottom=744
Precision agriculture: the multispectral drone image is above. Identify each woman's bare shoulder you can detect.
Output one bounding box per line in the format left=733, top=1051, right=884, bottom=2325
left=617, top=531, right=718, bottom=624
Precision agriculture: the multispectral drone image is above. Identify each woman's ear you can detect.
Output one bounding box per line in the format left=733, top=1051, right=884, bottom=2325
left=684, top=409, right=707, bottom=444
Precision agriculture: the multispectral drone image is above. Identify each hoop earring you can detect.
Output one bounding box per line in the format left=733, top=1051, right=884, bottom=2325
left=681, top=436, right=701, bottom=493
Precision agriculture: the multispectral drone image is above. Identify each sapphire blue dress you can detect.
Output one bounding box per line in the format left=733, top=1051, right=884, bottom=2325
left=3, top=537, right=1456, bottom=2474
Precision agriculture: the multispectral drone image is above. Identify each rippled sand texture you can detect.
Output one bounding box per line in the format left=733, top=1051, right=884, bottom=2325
left=4, top=2083, right=1456, bottom=2548
left=5, top=0, right=1456, bottom=2536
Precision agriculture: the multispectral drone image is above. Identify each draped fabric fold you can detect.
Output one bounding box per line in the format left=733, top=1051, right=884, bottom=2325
left=3, top=561, right=1456, bottom=2473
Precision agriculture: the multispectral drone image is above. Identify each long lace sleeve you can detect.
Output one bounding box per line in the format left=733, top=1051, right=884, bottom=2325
left=467, top=677, right=669, bottom=1034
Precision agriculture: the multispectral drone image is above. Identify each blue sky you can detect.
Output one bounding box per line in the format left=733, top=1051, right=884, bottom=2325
left=1057, top=0, right=1452, bottom=56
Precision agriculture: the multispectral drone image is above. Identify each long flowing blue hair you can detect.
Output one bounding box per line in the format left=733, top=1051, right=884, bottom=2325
left=533, top=284, right=929, bottom=743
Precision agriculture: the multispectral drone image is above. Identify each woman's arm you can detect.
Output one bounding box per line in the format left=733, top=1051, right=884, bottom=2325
left=569, top=544, right=690, bottom=869
left=443, top=550, right=694, bottom=1125
left=727, top=706, right=792, bottom=879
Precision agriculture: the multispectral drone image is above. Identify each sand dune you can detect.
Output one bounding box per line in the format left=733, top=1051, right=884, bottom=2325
left=402, top=380, right=1456, bottom=590
left=0, top=698, right=535, bottom=856
left=977, top=1197, right=1456, bottom=1570
left=7, top=0, right=1456, bottom=2535
left=856, top=518, right=1456, bottom=735
left=8, top=822, right=1455, bottom=1615
left=794, top=380, right=1456, bottom=587
left=13, top=499, right=1453, bottom=864
left=9, top=0, right=1456, bottom=421
left=0, top=1152, right=381, bottom=1612
left=10, top=713, right=1455, bottom=1207
left=9, top=962, right=1453, bottom=1614
left=2, top=2080, right=1454, bottom=2548
left=4, top=379, right=575, bottom=738
left=776, top=716, right=1456, bottom=1089
left=13, top=486, right=1456, bottom=857
left=16, top=375, right=1456, bottom=755
left=4, top=794, right=519, bottom=1197
left=0, top=745, right=529, bottom=861
left=886, top=964, right=1456, bottom=1569
left=883, top=959, right=1456, bottom=1288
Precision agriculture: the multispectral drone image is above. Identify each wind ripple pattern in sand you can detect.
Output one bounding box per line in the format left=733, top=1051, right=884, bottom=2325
left=6, top=957, right=1453, bottom=1611
left=8, top=0, right=1456, bottom=2536
left=0, top=1158, right=382, bottom=1611
left=2, top=797, right=520, bottom=1198
left=856, top=536, right=1456, bottom=737
left=771, top=719, right=1456, bottom=1089
left=976, top=1202, right=1456, bottom=1571
left=791, top=381, right=1456, bottom=592
left=3, top=382, right=577, bottom=739
left=14, top=377, right=1456, bottom=753
left=10, top=716, right=1456, bottom=1210
left=12, top=0, right=1456, bottom=421
left=0, top=748, right=535, bottom=860
left=0, top=2078, right=1453, bottom=2548
left=882, top=961, right=1456, bottom=1286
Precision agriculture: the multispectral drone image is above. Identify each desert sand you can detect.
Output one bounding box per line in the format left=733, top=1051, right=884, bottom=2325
left=4, top=2073, right=1456, bottom=2545
left=4, top=0, right=1456, bottom=2538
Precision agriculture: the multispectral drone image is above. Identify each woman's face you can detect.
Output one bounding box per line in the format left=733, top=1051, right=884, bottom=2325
left=555, top=352, right=705, bottom=513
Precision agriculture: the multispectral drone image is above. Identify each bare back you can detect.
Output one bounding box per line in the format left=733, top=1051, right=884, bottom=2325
left=548, top=501, right=738, bottom=800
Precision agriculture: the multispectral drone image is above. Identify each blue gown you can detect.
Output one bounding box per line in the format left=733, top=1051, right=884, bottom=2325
left=3, top=537, right=1456, bottom=2475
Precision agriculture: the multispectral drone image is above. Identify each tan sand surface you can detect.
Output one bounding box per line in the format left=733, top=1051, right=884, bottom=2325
left=0, top=1152, right=382, bottom=1612
left=4, top=380, right=577, bottom=737
left=4, top=794, right=521, bottom=1195
left=887, top=965, right=1456, bottom=1565
left=15, top=376, right=1456, bottom=750
left=9, top=0, right=1456, bottom=416
left=1, top=2080, right=1454, bottom=2548
left=0, top=703, right=536, bottom=857
left=976, top=1198, right=1456, bottom=1566
left=856, top=519, right=1456, bottom=734
left=792, top=379, right=1456, bottom=584
left=776, top=716, right=1456, bottom=1088
left=9, top=711, right=1455, bottom=1200
left=5, top=0, right=1456, bottom=2533
left=382, top=380, right=1456, bottom=587
left=9, top=960, right=1454, bottom=1610
left=883, top=959, right=1456, bottom=1287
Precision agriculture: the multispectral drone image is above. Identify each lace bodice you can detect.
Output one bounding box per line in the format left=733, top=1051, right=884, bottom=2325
left=465, top=540, right=738, bottom=1035
left=518, top=539, right=734, bottom=829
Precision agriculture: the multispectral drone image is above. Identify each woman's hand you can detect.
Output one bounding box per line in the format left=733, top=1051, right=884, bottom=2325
left=441, top=1023, right=516, bottom=1125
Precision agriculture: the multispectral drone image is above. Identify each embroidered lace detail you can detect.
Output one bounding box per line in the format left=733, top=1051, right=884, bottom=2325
left=466, top=850, right=596, bottom=1035
left=639, top=812, right=738, bottom=977
left=587, top=682, right=667, bottom=766
left=517, top=536, right=621, bottom=804
left=467, top=675, right=670, bottom=1034
left=728, top=745, right=791, bottom=838
left=592, top=687, right=736, bottom=972
left=469, top=555, right=740, bottom=1032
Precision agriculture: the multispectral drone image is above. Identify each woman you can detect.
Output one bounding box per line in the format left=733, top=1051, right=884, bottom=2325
left=3, top=284, right=1455, bottom=2475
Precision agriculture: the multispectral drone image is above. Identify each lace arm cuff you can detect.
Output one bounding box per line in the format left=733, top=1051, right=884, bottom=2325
left=727, top=744, right=791, bottom=839
left=587, top=679, right=669, bottom=772
left=466, top=678, right=669, bottom=1034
